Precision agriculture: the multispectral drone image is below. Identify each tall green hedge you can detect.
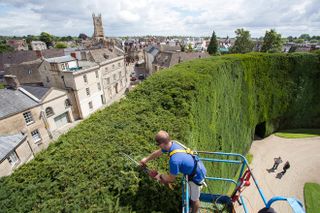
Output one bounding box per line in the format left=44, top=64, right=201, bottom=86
left=0, top=53, right=319, bottom=212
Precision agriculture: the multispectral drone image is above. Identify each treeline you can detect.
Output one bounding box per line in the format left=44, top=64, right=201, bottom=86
left=208, top=29, right=320, bottom=55
left=0, top=32, right=89, bottom=53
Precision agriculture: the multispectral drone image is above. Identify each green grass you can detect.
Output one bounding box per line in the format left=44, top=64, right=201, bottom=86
left=0, top=83, right=4, bottom=89
left=304, top=183, right=320, bottom=213
left=275, top=129, right=320, bottom=138
left=246, top=153, right=253, bottom=164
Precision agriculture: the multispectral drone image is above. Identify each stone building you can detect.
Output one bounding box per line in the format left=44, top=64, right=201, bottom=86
left=92, top=13, right=105, bottom=42
left=39, top=55, right=104, bottom=119
left=31, top=41, right=47, bottom=51
left=6, top=39, right=28, bottom=51
left=0, top=75, right=74, bottom=177
left=0, top=133, right=33, bottom=177
left=144, top=45, right=210, bottom=74
left=4, top=59, right=43, bottom=85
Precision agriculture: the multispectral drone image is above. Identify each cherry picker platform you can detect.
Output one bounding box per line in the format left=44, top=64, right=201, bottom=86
left=181, top=151, right=305, bottom=213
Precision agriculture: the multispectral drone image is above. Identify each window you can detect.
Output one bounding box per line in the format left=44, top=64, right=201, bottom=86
left=65, top=99, right=71, bottom=108
left=107, top=77, right=110, bottom=84
left=95, top=71, right=99, bottom=78
left=45, top=107, right=54, bottom=117
left=112, top=64, right=115, bottom=69
left=61, top=63, right=66, bottom=70
left=88, top=101, right=93, bottom=109
left=113, top=74, right=116, bottom=80
left=97, top=83, right=101, bottom=91
left=7, top=151, right=19, bottom=166
left=50, top=63, right=55, bottom=70
left=105, top=67, right=108, bottom=71
left=46, top=76, right=50, bottom=83
left=23, top=111, right=34, bottom=125
left=31, top=129, right=41, bottom=143
left=86, top=88, right=90, bottom=96
left=108, top=88, right=112, bottom=98
left=83, top=74, right=88, bottom=83
left=118, top=62, right=121, bottom=67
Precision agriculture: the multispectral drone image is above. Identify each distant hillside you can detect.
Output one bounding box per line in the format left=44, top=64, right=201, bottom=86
left=0, top=53, right=319, bottom=212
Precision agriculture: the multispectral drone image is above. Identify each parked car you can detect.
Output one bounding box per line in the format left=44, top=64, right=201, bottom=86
left=130, top=76, right=137, bottom=81
left=138, top=74, right=145, bottom=80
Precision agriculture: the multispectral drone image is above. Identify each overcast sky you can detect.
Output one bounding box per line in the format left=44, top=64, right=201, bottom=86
left=0, top=0, right=319, bottom=38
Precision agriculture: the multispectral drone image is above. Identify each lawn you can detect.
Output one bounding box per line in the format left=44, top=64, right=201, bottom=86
left=304, top=182, right=320, bottom=213
left=275, top=129, right=320, bottom=139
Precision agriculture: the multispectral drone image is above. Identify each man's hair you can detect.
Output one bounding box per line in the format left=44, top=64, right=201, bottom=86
left=155, top=130, right=170, bottom=145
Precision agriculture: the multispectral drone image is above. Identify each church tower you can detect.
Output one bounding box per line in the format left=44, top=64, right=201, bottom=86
left=92, top=13, right=105, bottom=41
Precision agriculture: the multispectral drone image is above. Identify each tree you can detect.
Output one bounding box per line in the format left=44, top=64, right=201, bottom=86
left=231, top=28, right=254, bottom=53
left=40, top=32, right=53, bottom=47
left=260, top=29, right=282, bottom=53
left=294, top=39, right=304, bottom=44
left=26, top=35, right=38, bottom=44
left=207, top=30, right=218, bottom=55
left=287, top=36, right=294, bottom=42
left=188, top=43, right=193, bottom=52
left=55, top=42, right=67, bottom=49
left=0, top=40, right=14, bottom=53
left=78, top=33, right=88, bottom=40
left=299, top=34, right=310, bottom=41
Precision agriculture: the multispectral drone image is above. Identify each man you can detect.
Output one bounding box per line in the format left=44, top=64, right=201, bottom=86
left=272, top=156, right=282, bottom=171
left=140, top=130, right=207, bottom=213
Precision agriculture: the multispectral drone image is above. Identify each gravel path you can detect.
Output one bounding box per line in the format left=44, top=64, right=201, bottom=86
left=235, top=135, right=320, bottom=212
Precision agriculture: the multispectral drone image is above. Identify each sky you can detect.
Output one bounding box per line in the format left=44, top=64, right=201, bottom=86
left=0, top=0, right=319, bottom=38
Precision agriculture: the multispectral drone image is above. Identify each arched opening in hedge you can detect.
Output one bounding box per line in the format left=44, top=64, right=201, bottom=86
left=255, top=121, right=266, bottom=138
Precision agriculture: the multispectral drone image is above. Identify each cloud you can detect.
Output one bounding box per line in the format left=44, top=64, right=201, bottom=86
left=0, top=0, right=319, bottom=37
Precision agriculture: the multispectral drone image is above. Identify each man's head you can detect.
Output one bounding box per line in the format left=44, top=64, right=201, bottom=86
left=155, top=130, right=171, bottom=147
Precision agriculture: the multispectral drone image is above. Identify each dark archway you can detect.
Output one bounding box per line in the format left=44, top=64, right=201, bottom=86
left=255, top=121, right=266, bottom=139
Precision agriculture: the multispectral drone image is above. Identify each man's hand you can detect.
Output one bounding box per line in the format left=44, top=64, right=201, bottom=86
left=140, top=158, right=148, bottom=167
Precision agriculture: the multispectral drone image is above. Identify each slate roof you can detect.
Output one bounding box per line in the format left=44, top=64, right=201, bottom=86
left=0, top=133, right=26, bottom=161
left=0, top=88, right=38, bottom=119
left=21, top=85, right=51, bottom=100
left=88, top=48, right=121, bottom=63
left=0, top=49, right=65, bottom=70
left=154, top=52, right=210, bottom=68
left=45, top=55, right=76, bottom=63
left=4, top=59, right=43, bottom=85
left=145, top=46, right=160, bottom=56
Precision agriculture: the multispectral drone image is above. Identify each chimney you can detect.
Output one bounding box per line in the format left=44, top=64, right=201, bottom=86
left=4, top=75, right=20, bottom=90
left=35, top=50, right=43, bottom=58
left=70, top=52, right=77, bottom=59
left=81, top=51, right=87, bottom=61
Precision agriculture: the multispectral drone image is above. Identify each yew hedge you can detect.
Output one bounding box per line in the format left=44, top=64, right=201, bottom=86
left=0, top=53, right=319, bottom=212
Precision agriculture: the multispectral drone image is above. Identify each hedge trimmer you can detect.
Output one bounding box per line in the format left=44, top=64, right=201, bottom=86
left=121, top=152, right=159, bottom=178
left=121, top=152, right=173, bottom=189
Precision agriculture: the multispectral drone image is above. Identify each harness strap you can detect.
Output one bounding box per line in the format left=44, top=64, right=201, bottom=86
left=169, top=148, right=194, bottom=157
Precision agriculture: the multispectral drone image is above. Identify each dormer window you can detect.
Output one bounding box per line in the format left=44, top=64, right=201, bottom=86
left=65, top=99, right=71, bottom=108
left=45, top=107, right=54, bottom=117
left=103, top=53, right=109, bottom=59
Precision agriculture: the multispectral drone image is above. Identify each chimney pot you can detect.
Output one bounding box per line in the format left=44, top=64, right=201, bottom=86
left=4, top=75, right=20, bottom=90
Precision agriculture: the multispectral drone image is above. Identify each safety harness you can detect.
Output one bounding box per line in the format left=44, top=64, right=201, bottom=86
left=169, top=141, right=202, bottom=185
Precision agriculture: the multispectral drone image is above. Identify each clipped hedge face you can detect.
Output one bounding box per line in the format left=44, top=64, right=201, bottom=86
left=0, top=53, right=319, bottom=212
